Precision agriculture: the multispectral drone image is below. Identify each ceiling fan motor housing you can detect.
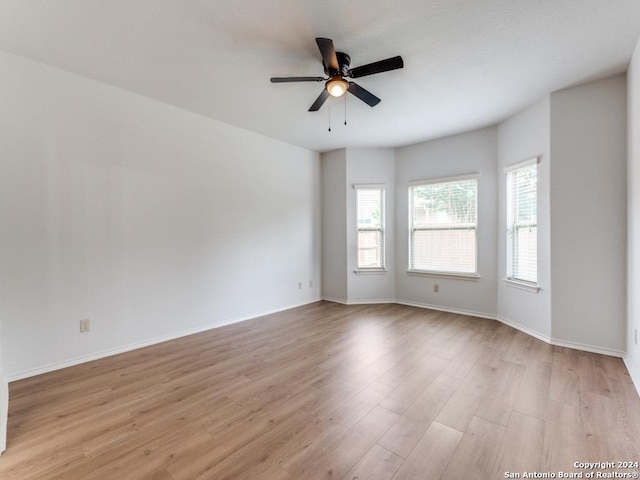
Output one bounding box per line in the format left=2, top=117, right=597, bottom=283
left=324, top=52, right=351, bottom=77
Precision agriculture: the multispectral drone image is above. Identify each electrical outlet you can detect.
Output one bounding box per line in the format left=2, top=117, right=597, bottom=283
left=298, top=282, right=303, bottom=290
left=433, top=283, right=439, bottom=293
left=80, top=319, right=90, bottom=333
left=309, top=280, right=313, bottom=288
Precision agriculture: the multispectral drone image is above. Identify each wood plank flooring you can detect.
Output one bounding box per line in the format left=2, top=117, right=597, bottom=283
left=1, top=301, right=639, bottom=479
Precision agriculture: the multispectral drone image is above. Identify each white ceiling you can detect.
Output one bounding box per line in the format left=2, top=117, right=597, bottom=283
left=1, top=1, right=640, bottom=152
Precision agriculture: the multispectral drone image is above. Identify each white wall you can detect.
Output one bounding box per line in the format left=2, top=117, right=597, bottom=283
left=497, top=97, right=552, bottom=339
left=321, top=149, right=348, bottom=303
left=627, top=39, right=640, bottom=389
left=0, top=50, right=321, bottom=379
left=346, top=148, right=396, bottom=303
left=549, top=75, right=627, bottom=355
left=394, top=127, right=498, bottom=318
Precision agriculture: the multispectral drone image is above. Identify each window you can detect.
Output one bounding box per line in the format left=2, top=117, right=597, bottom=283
left=409, top=175, right=478, bottom=275
left=506, top=159, right=537, bottom=285
left=356, top=186, right=385, bottom=270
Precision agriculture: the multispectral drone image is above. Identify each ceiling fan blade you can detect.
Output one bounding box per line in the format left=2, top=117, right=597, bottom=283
left=270, top=77, right=325, bottom=83
left=309, top=90, right=330, bottom=111
left=347, top=82, right=381, bottom=107
left=315, top=38, right=339, bottom=72
left=349, top=56, right=404, bottom=78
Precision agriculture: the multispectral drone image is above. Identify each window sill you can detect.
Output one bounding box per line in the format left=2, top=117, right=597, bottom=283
left=504, top=278, right=540, bottom=293
left=406, top=270, right=480, bottom=281
left=354, top=268, right=387, bottom=275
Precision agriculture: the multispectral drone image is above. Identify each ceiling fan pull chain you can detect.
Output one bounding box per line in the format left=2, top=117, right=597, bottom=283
left=344, top=95, right=348, bottom=126
left=328, top=101, right=332, bottom=132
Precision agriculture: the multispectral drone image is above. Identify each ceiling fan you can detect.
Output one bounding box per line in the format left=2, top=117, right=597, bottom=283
left=271, top=38, right=404, bottom=112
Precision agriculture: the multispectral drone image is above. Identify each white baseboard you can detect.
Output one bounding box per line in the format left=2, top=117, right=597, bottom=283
left=321, top=296, right=349, bottom=305
left=624, top=355, right=640, bottom=395
left=324, top=299, right=628, bottom=361
left=7, top=298, right=322, bottom=382
left=322, top=297, right=396, bottom=306
left=550, top=338, right=624, bottom=358
left=347, top=299, right=397, bottom=305
left=0, top=379, right=7, bottom=454
left=497, top=315, right=625, bottom=358
left=8, top=296, right=634, bottom=393
left=325, top=297, right=496, bottom=319
left=496, top=315, right=552, bottom=344
left=395, top=299, right=497, bottom=321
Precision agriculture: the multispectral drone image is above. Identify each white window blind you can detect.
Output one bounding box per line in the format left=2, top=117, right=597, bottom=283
left=409, top=176, right=478, bottom=275
left=356, top=186, right=385, bottom=270
left=506, top=160, right=537, bottom=284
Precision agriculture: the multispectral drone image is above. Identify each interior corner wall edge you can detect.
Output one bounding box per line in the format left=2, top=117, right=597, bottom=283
left=627, top=35, right=640, bottom=392
left=0, top=50, right=321, bottom=377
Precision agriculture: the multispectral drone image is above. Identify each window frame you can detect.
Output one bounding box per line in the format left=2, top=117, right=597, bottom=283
left=505, top=157, right=539, bottom=292
left=407, top=174, right=479, bottom=278
left=354, top=184, right=386, bottom=273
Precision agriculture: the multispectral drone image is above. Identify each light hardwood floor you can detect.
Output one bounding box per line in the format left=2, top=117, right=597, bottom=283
left=1, top=301, right=639, bottom=479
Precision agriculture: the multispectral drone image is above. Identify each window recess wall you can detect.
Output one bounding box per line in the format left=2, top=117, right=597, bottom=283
left=395, top=127, right=499, bottom=318
left=322, top=147, right=395, bottom=304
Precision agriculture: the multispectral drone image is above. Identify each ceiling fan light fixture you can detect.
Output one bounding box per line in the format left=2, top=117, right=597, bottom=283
left=326, top=77, right=348, bottom=97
